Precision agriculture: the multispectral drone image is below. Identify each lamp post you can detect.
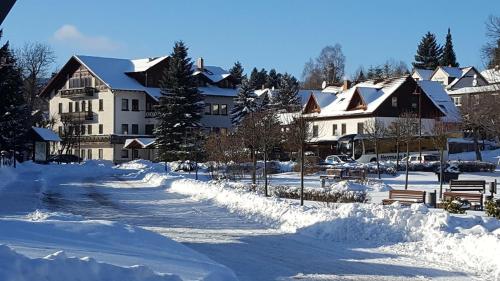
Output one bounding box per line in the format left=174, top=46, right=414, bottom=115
left=412, top=85, right=422, bottom=162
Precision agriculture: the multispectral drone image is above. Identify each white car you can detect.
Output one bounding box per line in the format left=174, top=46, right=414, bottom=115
left=324, top=155, right=356, bottom=165
left=401, top=154, right=440, bottom=164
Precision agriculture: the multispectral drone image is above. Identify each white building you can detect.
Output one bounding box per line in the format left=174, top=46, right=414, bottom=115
left=295, top=76, right=460, bottom=161
left=40, top=55, right=238, bottom=163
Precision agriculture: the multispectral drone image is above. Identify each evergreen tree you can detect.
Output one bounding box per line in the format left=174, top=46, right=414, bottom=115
left=230, top=78, right=257, bottom=126
left=259, top=91, right=271, bottom=110
left=266, top=69, right=280, bottom=88
left=274, top=73, right=300, bottom=112
left=413, top=32, right=442, bottom=69
left=229, top=61, right=244, bottom=85
left=440, top=28, right=459, bottom=67
left=0, top=30, right=30, bottom=155
left=249, top=67, right=267, bottom=89
left=155, top=41, right=204, bottom=162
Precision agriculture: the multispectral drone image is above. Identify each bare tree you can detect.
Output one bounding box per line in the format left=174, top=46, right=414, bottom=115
left=398, top=112, right=419, bottom=190
left=16, top=42, right=56, bottom=112
left=302, top=44, right=346, bottom=89
left=387, top=120, right=404, bottom=168
left=283, top=114, right=312, bottom=206
left=363, top=119, right=387, bottom=179
left=429, top=120, right=453, bottom=199
left=257, top=109, right=282, bottom=196
left=481, top=15, right=500, bottom=67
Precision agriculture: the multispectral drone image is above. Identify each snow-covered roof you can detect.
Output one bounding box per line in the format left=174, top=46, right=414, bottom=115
left=481, top=68, right=500, bottom=84
left=412, top=68, right=433, bottom=80
left=439, top=66, right=464, bottom=78
left=417, top=80, right=461, bottom=122
left=321, top=86, right=342, bottom=94
left=199, top=86, right=238, bottom=97
left=31, top=127, right=61, bottom=142
left=124, top=138, right=156, bottom=149
left=192, top=66, right=231, bottom=83
left=447, top=84, right=500, bottom=95
left=131, top=56, right=169, bottom=72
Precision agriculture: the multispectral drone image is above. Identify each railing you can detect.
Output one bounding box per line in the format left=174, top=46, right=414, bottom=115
left=60, top=87, right=96, bottom=99
left=60, top=111, right=94, bottom=122
left=145, top=111, right=159, bottom=118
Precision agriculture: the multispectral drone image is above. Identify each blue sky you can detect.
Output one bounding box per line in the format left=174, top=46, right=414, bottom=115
left=2, top=0, right=500, bottom=79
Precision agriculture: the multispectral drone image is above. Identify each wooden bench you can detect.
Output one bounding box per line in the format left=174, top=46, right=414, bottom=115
left=448, top=180, right=485, bottom=193
left=442, top=191, right=483, bottom=210
left=382, top=190, right=426, bottom=205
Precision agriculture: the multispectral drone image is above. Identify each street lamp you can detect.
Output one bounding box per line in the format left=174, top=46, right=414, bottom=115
left=412, top=85, right=422, bottom=162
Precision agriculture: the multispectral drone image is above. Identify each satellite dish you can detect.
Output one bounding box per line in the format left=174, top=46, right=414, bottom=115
left=321, top=81, right=327, bottom=89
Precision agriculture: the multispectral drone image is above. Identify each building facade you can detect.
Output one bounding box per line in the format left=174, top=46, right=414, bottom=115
left=40, top=55, right=238, bottom=163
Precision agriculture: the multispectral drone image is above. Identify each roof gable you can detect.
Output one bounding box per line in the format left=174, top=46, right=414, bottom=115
left=303, top=93, right=321, bottom=114
left=346, top=88, right=367, bottom=111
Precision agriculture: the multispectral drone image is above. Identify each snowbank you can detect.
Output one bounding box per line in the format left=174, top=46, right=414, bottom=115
left=330, top=180, right=392, bottom=192
left=0, top=244, right=181, bottom=281
left=449, top=148, right=500, bottom=164
left=167, top=179, right=500, bottom=279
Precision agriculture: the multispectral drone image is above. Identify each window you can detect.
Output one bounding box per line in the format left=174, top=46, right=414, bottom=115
left=132, top=149, right=139, bottom=159
left=332, top=124, right=338, bottom=136
left=312, top=125, right=319, bottom=137
left=453, top=96, right=462, bottom=106
left=132, top=124, right=139, bottom=134
left=99, top=124, right=103, bottom=134
left=212, top=104, right=220, bottom=115
left=99, top=99, right=104, bottom=111
left=122, top=99, right=129, bottom=111
left=87, top=125, right=92, bottom=135
left=58, top=103, right=62, bottom=114
left=146, top=102, right=153, bottom=112
left=87, top=149, right=92, bottom=160
left=145, top=124, right=154, bottom=135
left=75, top=102, right=80, bottom=112
left=80, top=149, right=86, bottom=160
left=121, top=150, right=129, bottom=159
left=357, top=122, right=364, bottom=134
left=121, top=124, right=128, bottom=134
left=392, top=97, right=398, bottom=107
left=69, top=76, right=92, bottom=88
left=220, top=104, right=228, bottom=115
left=474, top=95, right=480, bottom=105
left=341, top=123, right=346, bottom=135
left=132, top=99, right=139, bottom=111
left=98, top=149, right=103, bottom=159
left=88, top=100, right=92, bottom=112
left=58, top=126, right=62, bottom=136
left=80, top=125, right=85, bottom=135
left=205, top=103, right=212, bottom=115
left=68, top=102, right=73, bottom=113
left=81, top=101, right=86, bottom=112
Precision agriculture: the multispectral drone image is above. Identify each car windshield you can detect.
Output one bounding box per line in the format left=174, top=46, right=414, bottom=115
left=424, top=155, right=439, bottom=161
left=338, top=155, right=351, bottom=161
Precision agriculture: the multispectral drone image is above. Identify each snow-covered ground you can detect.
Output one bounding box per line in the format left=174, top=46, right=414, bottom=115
left=0, top=160, right=499, bottom=280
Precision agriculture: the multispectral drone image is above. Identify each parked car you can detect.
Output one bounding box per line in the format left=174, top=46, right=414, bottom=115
left=324, top=154, right=356, bottom=165
left=48, top=154, right=82, bottom=163
left=401, top=154, right=440, bottom=164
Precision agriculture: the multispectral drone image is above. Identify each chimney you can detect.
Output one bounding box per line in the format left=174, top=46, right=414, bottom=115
left=342, top=79, right=351, bottom=91
left=196, top=57, right=204, bottom=70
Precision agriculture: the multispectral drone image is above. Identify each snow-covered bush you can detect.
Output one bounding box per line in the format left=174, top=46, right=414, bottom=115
left=442, top=196, right=468, bottom=214
left=453, top=160, right=496, bottom=172
left=271, top=185, right=368, bottom=203
left=485, top=198, right=500, bottom=219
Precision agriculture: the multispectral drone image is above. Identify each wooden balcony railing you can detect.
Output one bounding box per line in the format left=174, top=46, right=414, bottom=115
left=60, top=111, right=94, bottom=122
left=60, top=87, right=96, bottom=99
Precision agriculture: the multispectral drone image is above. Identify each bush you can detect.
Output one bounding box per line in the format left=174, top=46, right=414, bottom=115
left=454, top=161, right=496, bottom=172
left=271, top=185, right=368, bottom=203
left=442, top=196, right=468, bottom=214
left=485, top=198, right=500, bottom=219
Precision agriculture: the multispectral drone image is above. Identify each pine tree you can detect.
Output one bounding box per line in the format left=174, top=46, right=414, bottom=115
left=259, top=91, right=271, bottom=111
left=274, top=73, right=300, bottom=112
left=230, top=78, right=257, bottom=126
left=440, top=28, right=459, bottom=67
left=413, top=32, right=443, bottom=69
left=229, top=61, right=244, bottom=85
left=249, top=67, right=267, bottom=89
left=0, top=30, right=30, bottom=155
left=155, top=41, right=203, bottom=162
left=266, top=69, right=280, bottom=88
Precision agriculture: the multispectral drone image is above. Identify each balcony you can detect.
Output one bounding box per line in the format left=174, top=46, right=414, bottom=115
left=60, top=87, right=96, bottom=99
left=145, top=111, right=159, bottom=118
left=60, top=111, right=94, bottom=122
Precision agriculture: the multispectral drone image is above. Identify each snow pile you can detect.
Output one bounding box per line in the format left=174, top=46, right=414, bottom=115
left=277, top=161, right=297, bottom=173
left=168, top=179, right=500, bottom=278
left=0, top=245, right=181, bottom=281
left=449, top=148, right=500, bottom=164
left=330, top=180, right=392, bottom=192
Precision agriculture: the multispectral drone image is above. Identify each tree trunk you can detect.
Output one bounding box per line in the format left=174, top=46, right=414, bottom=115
left=264, top=149, right=268, bottom=197
left=300, top=143, right=305, bottom=206
left=376, top=140, right=380, bottom=179
left=439, top=148, right=444, bottom=199
left=396, top=139, right=400, bottom=169
left=473, top=130, right=482, bottom=161
left=405, top=142, right=409, bottom=190
left=251, top=148, right=256, bottom=185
